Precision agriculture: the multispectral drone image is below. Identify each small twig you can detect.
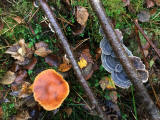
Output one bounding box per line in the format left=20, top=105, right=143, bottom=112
left=134, top=25, right=149, bottom=69
left=28, top=7, right=40, bottom=23
left=73, top=38, right=90, bottom=50
left=134, top=19, right=160, bottom=59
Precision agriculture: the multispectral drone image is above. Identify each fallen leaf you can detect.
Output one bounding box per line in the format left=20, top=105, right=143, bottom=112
left=35, top=41, right=52, bottom=57
left=10, top=63, right=21, bottom=72
left=14, top=70, right=28, bottom=85
left=58, top=63, right=72, bottom=72
left=14, top=110, right=31, bottom=120
left=19, top=82, right=32, bottom=98
left=15, top=58, right=30, bottom=66
left=78, top=57, right=87, bottom=69
left=80, top=49, right=93, bottom=64
left=82, top=63, right=94, bottom=80
left=45, top=54, right=61, bottom=67
left=146, top=0, right=155, bottom=8
left=72, top=6, right=89, bottom=35
left=72, top=23, right=85, bottom=35
left=99, top=77, right=116, bottom=91
left=137, top=10, right=150, bottom=22
left=0, top=71, right=16, bottom=85
left=35, top=41, right=48, bottom=49
left=75, top=6, right=89, bottom=26
left=35, top=47, right=52, bottom=57
left=5, top=39, right=33, bottom=62
left=13, top=16, right=24, bottom=24
left=24, top=57, right=37, bottom=70
left=64, top=107, right=72, bottom=117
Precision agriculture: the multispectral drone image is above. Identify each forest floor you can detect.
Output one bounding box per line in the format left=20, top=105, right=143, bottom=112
left=0, top=0, right=160, bottom=120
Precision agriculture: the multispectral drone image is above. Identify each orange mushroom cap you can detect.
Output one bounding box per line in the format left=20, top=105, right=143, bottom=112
left=33, top=69, right=69, bottom=111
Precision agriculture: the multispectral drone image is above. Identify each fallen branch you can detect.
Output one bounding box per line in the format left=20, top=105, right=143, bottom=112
left=88, top=0, right=160, bottom=119
left=38, top=0, right=109, bottom=120
left=134, top=25, right=149, bottom=69
left=134, top=19, right=160, bottom=59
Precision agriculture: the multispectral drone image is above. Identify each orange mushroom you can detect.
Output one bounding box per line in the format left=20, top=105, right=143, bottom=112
left=32, top=69, right=69, bottom=111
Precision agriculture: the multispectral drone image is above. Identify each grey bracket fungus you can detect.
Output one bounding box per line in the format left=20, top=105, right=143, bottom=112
left=111, top=70, right=132, bottom=89
left=100, top=37, right=112, bottom=55
left=101, top=54, right=121, bottom=73
left=99, top=27, right=149, bottom=89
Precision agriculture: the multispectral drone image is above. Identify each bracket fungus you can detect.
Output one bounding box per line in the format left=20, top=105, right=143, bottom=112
left=32, top=69, right=69, bottom=111
left=100, top=27, right=149, bottom=88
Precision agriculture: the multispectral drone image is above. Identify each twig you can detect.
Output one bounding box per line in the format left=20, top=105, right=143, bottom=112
left=134, top=25, right=149, bottom=69
left=73, top=38, right=90, bottom=50
left=88, top=0, right=160, bottom=119
left=134, top=19, right=160, bottom=59
left=38, top=0, right=109, bottom=120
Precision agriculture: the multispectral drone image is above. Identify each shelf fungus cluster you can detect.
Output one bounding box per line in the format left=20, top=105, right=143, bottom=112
left=100, top=28, right=149, bottom=88
left=32, top=69, right=69, bottom=111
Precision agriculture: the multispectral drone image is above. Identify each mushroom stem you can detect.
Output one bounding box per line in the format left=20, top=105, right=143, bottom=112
left=88, top=0, right=160, bottom=119
left=38, top=0, right=109, bottom=120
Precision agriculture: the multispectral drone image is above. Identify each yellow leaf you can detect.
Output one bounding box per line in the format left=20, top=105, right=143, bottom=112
left=58, top=63, right=72, bottom=72
left=78, top=57, right=87, bottom=69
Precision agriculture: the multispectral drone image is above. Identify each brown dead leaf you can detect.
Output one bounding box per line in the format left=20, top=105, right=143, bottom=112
left=35, top=41, right=52, bottom=57
left=24, top=57, right=37, bottom=70
left=80, top=49, right=93, bottom=63
left=82, top=63, right=94, bottom=80
left=14, top=70, right=28, bottom=85
left=19, top=82, right=32, bottom=98
left=64, top=107, right=72, bottom=117
left=35, top=41, right=48, bottom=49
left=146, top=0, right=155, bottom=8
left=5, top=39, right=34, bottom=62
left=72, top=6, right=89, bottom=35
left=58, top=63, right=72, bottom=72
left=14, top=110, right=31, bottom=120
left=72, top=23, right=85, bottom=35
left=76, top=6, right=89, bottom=26
left=45, top=54, right=61, bottom=67
left=10, top=63, right=21, bottom=72
left=0, top=71, right=16, bottom=85
left=35, top=47, right=52, bottom=57
left=13, top=16, right=24, bottom=24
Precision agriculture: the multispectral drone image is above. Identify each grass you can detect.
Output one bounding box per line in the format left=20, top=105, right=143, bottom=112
left=0, top=0, right=160, bottom=119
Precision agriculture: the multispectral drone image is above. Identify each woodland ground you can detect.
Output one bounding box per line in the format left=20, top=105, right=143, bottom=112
left=0, top=0, right=160, bottom=120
